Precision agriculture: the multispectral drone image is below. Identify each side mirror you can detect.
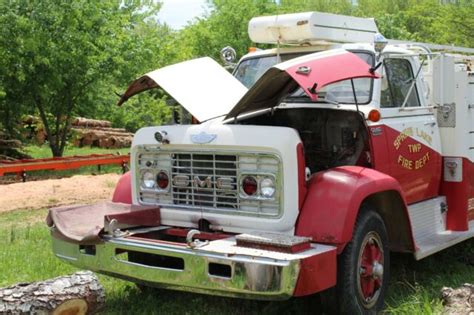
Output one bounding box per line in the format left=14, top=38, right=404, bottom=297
left=374, top=33, right=388, bottom=61
left=220, top=46, right=237, bottom=69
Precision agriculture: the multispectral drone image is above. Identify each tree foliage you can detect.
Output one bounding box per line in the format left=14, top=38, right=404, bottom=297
left=0, top=0, right=162, bottom=156
left=176, top=0, right=472, bottom=62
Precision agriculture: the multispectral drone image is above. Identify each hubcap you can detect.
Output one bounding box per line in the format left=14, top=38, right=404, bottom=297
left=356, top=231, right=384, bottom=308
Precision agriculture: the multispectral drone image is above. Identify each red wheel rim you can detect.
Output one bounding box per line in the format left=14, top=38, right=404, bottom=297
left=357, top=231, right=384, bottom=308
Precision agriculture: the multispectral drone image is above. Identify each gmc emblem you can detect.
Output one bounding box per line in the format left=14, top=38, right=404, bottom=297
left=193, top=176, right=212, bottom=188
left=173, top=175, right=233, bottom=190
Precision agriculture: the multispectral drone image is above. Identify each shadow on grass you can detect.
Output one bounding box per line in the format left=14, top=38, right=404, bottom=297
left=100, top=282, right=322, bottom=315
left=100, top=239, right=474, bottom=315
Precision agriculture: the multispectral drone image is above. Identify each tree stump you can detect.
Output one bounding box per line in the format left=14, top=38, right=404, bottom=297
left=0, top=271, right=105, bottom=314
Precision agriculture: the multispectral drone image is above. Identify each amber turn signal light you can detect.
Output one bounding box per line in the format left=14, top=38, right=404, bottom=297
left=248, top=47, right=257, bottom=53
left=368, top=109, right=381, bottom=122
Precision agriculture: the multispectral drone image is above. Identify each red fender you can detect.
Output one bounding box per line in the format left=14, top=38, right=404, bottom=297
left=295, top=166, right=413, bottom=247
left=293, top=166, right=416, bottom=296
left=112, top=172, right=132, bottom=204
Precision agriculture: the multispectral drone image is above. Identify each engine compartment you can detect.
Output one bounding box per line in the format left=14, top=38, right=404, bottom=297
left=238, top=108, right=370, bottom=173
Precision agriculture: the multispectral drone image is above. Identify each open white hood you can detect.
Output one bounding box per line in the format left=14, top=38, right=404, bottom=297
left=119, top=51, right=378, bottom=123
left=117, top=57, right=247, bottom=122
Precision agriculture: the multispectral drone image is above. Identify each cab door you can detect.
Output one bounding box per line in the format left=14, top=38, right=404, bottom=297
left=377, top=56, right=442, bottom=204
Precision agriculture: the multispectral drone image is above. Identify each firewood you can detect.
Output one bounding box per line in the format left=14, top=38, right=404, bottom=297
left=71, top=128, right=133, bottom=138
left=73, top=117, right=112, bottom=128
left=0, top=155, right=16, bottom=161
left=0, top=139, right=22, bottom=148
left=81, top=135, right=93, bottom=146
left=0, top=271, right=105, bottom=314
left=441, top=284, right=474, bottom=315
left=0, top=147, right=31, bottom=160
left=73, top=126, right=128, bottom=133
left=98, top=137, right=112, bottom=149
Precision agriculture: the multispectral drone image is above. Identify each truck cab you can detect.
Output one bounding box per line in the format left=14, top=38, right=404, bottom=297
left=48, top=11, right=474, bottom=314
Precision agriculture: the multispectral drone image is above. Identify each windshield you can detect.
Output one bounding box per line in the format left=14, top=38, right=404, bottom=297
left=234, top=51, right=374, bottom=104
left=233, top=53, right=305, bottom=88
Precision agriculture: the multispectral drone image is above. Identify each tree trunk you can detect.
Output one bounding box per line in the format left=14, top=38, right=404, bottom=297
left=0, top=271, right=105, bottom=314
left=34, top=94, right=60, bottom=157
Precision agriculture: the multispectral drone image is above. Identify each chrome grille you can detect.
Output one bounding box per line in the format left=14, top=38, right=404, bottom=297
left=172, top=153, right=239, bottom=209
left=136, top=147, right=281, bottom=217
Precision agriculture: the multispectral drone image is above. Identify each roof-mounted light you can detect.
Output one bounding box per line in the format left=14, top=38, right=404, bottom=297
left=248, top=12, right=379, bottom=46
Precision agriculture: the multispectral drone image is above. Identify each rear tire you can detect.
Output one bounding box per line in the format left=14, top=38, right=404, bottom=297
left=335, top=208, right=390, bottom=314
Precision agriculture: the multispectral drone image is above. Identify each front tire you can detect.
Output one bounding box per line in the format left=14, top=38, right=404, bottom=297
left=336, top=208, right=390, bottom=314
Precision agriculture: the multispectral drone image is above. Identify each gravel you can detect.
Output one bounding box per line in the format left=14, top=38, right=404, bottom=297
left=0, top=174, right=121, bottom=213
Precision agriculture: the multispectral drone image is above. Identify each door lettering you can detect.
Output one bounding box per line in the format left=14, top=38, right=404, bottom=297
left=394, top=128, right=431, bottom=170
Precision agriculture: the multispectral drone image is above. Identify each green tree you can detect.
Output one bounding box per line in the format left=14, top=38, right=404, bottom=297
left=279, top=0, right=353, bottom=15
left=90, top=20, right=178, bottom=133
left=0, top=0, right=161, bottom=156
left=178, top=0, right=279, bottom=60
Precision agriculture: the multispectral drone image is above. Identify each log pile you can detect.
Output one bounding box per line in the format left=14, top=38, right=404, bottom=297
left=71, top=118, right=133, bottom=149
left=21, top=116, right=133, bottom=149
left=73, top=117, right=112, bottom=128
left=0, top=132, right=31, bottom=160
left=0, top=271, right=105, bottom=314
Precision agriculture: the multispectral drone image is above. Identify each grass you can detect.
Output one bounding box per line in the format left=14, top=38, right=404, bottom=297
left=24, top=144, right=130, bottom=159
left=1, top=145, right=130, bottom=183
left=1, top=209, right=473, bottom=314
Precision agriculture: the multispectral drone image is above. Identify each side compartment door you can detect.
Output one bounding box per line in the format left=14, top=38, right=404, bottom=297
left=377, top=57, right=442, bottom=204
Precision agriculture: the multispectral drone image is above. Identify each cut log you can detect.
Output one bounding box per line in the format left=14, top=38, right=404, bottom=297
left=73, top=126, right=127, bottom=133
left=0, top=155, right=16, bottom=161
left=98, top=137, right=112, bottom=149
left=0, top=139, right=22, bottom=148
left=71, top=128, right=133, bottom=138
left=441, top=283, right=474, bottom=315
left=70, top=128, right=132, bottom=149
left=0, top=271, right=105, bottom=315
left=73, top=117, right=112, bottom=128
left=0, top=147, right=31, bottom=160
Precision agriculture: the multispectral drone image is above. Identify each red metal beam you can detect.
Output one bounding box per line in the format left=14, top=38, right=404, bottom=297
left=0, top=154, right=130, bottom=177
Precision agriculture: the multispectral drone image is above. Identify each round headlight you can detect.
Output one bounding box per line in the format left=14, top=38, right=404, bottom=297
left=260, top=178, right=275, bottom=198
left=142, top=171, right=155, bottom=189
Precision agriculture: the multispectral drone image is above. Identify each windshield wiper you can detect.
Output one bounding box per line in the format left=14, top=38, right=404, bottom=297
left=285, top=95, right=339, bottom=105
left=284, top=95, right=313, bottom=103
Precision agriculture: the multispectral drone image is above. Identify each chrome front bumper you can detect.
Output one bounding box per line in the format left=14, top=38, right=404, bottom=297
left=51, top=233, right=335, bottom=300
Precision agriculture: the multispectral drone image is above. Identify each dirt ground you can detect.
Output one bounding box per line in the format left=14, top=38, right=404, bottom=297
left=0, top=173, right=121, bottom=213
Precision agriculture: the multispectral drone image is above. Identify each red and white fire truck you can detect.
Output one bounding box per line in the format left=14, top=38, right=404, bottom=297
left=48, top=12, right=474, bottom=314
